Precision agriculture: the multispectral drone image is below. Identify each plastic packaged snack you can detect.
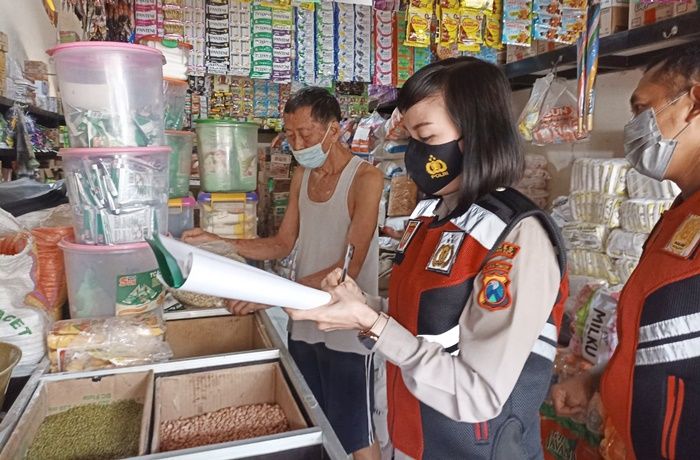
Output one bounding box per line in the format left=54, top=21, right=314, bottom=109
left=605, top=229, right=646, bottom=259
left=613, top=256, right=639, bottom=285
left=619, top=198, right=674, bottom=234
left=626, top=168, right=680, bottom=200
left=562, top=223, right=609, bottom=252
left=405, top=7, right=433, bottom=47
left=569, top=192, right=624, bottom=228
left=570, top=158, right=630, bottom=196
left=568, top=250, right=619, bottom=285
left=46, top=311, right=171, bottom=373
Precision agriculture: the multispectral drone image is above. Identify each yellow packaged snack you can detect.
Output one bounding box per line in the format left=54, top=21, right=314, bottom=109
left=438, top=0, right=460, bottom=7
left=460, top=0, right=494, bottom=9
left=411, top=0, right=435, bottom=8
left=484, top=13, right=502, bottom=49
left=405, top=7, right=433, bottom=48
left=439, top=8, right=460, bottom=45
left=457, top=8, right=484, bottom=51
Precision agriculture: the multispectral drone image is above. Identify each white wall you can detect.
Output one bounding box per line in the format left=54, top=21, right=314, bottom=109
left=0, top=0, right=56, bottom=63
left=512, top=69, right=643, bottom=200
left=0, top=0, right=82, bottom=96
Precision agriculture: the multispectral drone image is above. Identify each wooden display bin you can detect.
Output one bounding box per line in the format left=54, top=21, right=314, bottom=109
left=165, top=313, right=272, bottom=359
left=1, top=371, right=154, bottom=459
left=151, top=362, right=308, bottom=453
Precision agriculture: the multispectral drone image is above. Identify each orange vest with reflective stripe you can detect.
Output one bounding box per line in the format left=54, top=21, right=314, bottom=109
left=601, top=190, right=700, bottom=460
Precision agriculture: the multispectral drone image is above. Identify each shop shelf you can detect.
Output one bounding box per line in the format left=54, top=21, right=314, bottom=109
left=0, top=96, right=64, bottom=127
left=506, top=11, right=700, bottom=89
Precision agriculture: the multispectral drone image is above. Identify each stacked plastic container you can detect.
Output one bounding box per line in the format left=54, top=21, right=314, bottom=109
left=194, top=120, right=259, bottom=239
left=49, top=42, right=169, bottom=319
left=140, top=36, right=197, bottom=239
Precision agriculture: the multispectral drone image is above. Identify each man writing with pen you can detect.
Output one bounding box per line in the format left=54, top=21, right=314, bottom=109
left=182, top=87, right=384, bottom=460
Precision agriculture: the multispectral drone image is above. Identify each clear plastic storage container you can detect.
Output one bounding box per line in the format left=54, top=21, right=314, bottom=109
left=61, top=147, right=170, bottom=245
left=168, top=196, right=196, bottom=238
left=163, top=78, right=188, bottom=130
left=48, top=42, right=165, bottom=147
left=198, top=192, right=257, bottom=239
left=59, top=238, right=164, bottom=318
left=194, top=120, right=258, bottom=192
left=165, top=130, right=194, bottom=198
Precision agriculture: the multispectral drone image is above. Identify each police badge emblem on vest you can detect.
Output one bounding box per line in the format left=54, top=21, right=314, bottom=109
left=427, top=231, right=466, bottom=274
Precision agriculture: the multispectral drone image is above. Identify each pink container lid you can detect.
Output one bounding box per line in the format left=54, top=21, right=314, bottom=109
left=60, top=147, right=172, bottom=157
left=47, top=42, right=165, bottom=62
left=139, top=35, right=193, bottom=51
left=58, top=237, right=151, bottom=253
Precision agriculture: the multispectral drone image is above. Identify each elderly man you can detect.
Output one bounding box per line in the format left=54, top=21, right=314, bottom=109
left=552, top=46, right=700, bottom=459
left=183, top=87, right=383, bottom=459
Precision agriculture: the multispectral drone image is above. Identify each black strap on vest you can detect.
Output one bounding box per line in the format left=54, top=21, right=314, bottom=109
left=475, top=188, right=567, bottom=277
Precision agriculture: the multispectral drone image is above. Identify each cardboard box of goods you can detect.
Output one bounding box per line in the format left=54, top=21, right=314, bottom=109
left=151, top=362, right=308, bottom=453
left=535, top=40, right=566, bottom=55
left=675, top=0, right=698, bottom=16
left=24, top=60, right=48, bottom=81
left=600, top=0, right=629, bottom=37
left=1, top=371, right=154, bottom=459
left=629, top=1, right=674, bottom=29
left=506, top=44, right=537, bottom=63
left=387, top=176, right=419, bottom=217
left=165, top=314, right=271, bottom=360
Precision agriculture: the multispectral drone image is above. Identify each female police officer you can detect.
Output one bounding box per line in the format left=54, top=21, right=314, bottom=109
left=289, top=57, right=568, bottom=459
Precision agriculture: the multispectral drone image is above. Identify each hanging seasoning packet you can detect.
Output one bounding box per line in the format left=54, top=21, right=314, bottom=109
left=405, top=7, right=433, bottom=47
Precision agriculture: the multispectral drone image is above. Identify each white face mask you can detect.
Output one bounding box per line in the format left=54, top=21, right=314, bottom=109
left=291, top=124, right=332, bottom=169
left=623, top=92, right=690, bottom=181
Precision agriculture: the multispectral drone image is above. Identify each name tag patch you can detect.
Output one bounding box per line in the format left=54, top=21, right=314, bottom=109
left=426, top=231, right=465, bottom=275
left=665, top=214, right=700, bottom=259
left=397, top=219, right=422, bottom=253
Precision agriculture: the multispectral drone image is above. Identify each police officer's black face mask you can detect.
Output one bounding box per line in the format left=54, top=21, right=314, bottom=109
left=405, top=137, right=464, bottom=195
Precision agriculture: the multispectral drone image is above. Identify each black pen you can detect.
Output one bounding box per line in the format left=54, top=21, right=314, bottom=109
left=340, top=244, right=355, bottom=283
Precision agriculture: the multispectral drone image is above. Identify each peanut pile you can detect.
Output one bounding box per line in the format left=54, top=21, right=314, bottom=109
left=159, top=403, right=290, bottom=452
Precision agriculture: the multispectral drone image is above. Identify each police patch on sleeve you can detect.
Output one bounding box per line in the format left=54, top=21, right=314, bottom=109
left=397, top=219, right=422, bottom=253
left=426, top=231, right=466, bottom=274
left=492, top=242, right=520, bottom=259
left=477, top=263, right=512, bottom=310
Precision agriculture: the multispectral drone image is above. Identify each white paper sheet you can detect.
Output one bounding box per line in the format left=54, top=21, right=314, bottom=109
left=158, top=236, right=331, bottom=310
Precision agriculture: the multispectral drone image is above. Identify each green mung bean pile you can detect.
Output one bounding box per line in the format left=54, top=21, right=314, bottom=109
left=26, top=400, right=143, bottom=460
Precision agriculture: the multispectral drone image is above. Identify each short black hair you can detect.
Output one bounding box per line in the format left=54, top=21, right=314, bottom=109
left=645, top=45, right=700, bottom=95
left=398, top=56, right=523, bottom=208
left=284, top=86, right=342, bottom=124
